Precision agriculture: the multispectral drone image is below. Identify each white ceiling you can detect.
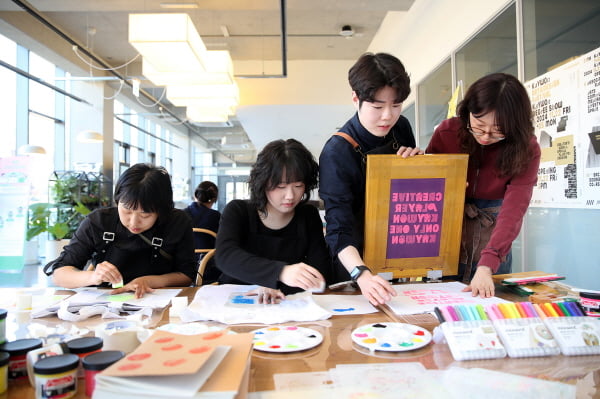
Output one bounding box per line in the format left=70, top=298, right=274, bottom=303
left=0, top=0, right=415, bottom=165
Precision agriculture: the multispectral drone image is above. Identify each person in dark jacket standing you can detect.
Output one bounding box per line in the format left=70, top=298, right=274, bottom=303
left=319, top=52, right=422, bottom=306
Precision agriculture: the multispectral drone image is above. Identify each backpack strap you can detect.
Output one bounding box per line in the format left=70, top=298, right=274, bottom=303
left=138, top=233, right=173, bottom=261
left=333, top=132, right=366, bottom=164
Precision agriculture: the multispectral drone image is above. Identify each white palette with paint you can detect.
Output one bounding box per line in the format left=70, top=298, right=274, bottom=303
left=252, top=326, right=323, bottom=353
left=351, top=322, right=432, bottom=352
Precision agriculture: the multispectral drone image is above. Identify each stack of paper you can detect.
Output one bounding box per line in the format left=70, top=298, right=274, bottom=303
left=31, top=288, right=181, bottom=320
left=94, top=330, right=254, bottom=399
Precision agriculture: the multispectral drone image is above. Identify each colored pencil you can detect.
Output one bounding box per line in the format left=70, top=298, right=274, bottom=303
left=532, top=303, right=547, bottom=318
left=551, top=302, right=565, bottom=317
left=497, top=303, right=512, bottom=319
left=484, top=305, right=498, bottom=320
left=521, top=301, right=537, bottom=318
left=446, top=305, right=461, bottom=322
left=514, top=302, right=528, bottom=318
left=557, top=302, right=571, bottom=317
left=543, top=302, right=559, bottom=317
left=457, top=305, right=471, bottom=321
left=475, top=304, right=488, bottom=320
left=433, top=307, right=446, bottom=323
left=467, top=305, right=480, bottom=320
left=440, top=306, right=454, bottom=322
left=565, top=301, right=584, bottom=317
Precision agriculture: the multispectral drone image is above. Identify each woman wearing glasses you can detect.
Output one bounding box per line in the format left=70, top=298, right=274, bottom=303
left=426, top=73, right=541, bottom=298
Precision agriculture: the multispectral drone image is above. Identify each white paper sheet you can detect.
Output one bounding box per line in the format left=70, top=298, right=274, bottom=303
left=311, top=295, right=377, bottom=315
left=387, top=281, right=509, bottom=316
left=180, top=284, right=331, bottom=325
left=32, top=288, right=180, bottom=321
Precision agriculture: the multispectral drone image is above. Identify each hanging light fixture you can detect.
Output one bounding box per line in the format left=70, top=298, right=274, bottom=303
left=77, top=130, right=104, bottom=143
left=17, top=145, right=46, bottom=155
left=186, top=106, right=231, bottom=123
left=128, top=13, right=208, bottom=73
left=166, top=82, right=239, bottom=107
left=142, top=50, right=234, bottom=86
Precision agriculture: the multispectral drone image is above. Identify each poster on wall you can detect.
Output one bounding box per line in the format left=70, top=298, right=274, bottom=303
left=525, top=46, right=600, bottom=209
left=0, top=156, right=32, bottom=272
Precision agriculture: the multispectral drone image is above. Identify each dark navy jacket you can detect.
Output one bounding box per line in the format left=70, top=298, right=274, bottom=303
left=318, top=113, right=415, bottom=279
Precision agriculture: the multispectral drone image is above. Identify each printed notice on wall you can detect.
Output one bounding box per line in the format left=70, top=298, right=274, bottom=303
left=0, top=156, right=31, bottom=271
left=525, top=46, right=600, bottom=208
left=386, top=178, right=444, bottom=258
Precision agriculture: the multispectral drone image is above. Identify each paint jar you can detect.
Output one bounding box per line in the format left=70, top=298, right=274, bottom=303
left=0, top=351, right=9, bottom=394
left=580, top=291, right=600, bottom=317
left=0, top=338, right=43, bottom=380
left=0, top=309, right=6, bottom=345
left=26, top=342, right=69, bottom=386
left=33, top=354, right=79, bottom=399
left=65, top=337, right=103, bottom=378
left=82, top=350, right=125, bottom=397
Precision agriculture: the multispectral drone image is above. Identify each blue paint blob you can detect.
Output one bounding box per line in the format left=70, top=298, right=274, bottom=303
left=231, top=295, right=255, bottom=304
left=333, top=308, right=355, bottom=312
left=380, top=343, right=392, bottom=348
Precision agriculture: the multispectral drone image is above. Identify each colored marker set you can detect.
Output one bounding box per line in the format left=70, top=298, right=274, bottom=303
left=437, top=305, right=506, bottom=361
left=436, top=302, right=600, bottom=360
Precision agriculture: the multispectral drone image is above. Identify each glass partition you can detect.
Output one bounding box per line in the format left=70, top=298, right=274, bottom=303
left=417, top=59, right=452, bottom=145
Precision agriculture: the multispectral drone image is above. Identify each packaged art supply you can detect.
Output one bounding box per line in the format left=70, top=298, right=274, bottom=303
left=26, top=342, right=69, bottom=386
left=543, top=316, right=600, bottom=356
left=82, top=350, right=125, bottom=397
left=66, top=337, right=103, bottom=378
left=492, top=317, right=561, bottom=357
left=33, top=354, right=79, bottom=399
left=0, top=351, right=9, bottom=394
left=0, top=309, right=6, bottom=345
left=0, top=338, right=43, bottom=380
left=441, top=320, right=506, bottom=361
left=579, top=291, right=600, bottom=317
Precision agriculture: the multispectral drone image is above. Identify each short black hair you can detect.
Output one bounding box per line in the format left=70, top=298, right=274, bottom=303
left=348, top=52, right=411, bottom=106
left=194, top=181, right=218, bottom=203
left=114, top=163, right=173, bottom=222
left=248, top=139, right=318, bottom=214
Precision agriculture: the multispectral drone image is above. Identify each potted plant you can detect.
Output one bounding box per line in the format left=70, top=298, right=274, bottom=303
left=27, top=170, right=109, bottom=260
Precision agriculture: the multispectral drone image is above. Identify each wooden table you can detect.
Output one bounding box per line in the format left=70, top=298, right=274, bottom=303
left=1, top=286, right=599, bottom=398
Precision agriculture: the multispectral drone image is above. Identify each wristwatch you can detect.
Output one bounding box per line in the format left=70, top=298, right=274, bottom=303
left=350, top=265, right=371, bottom=282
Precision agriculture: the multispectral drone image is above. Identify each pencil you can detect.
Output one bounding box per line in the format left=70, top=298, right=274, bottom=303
left=475, top=304, right=488, bottom=320
left=446, top=305, right=461, bottom=322
left=532, top=303, right=547, bottom=318
left=556, top=302, right=571, bottom=317
left=514, top=302, right=528, bottom=318
left=543, top=302, right=560, bottom=317
left=433, top=307, right=446, bottom=323
left=551, top=302, right=565, bottom=317
left=521, top=301, right=537, bottom=318
left=497, top=303, right=512, bottom=319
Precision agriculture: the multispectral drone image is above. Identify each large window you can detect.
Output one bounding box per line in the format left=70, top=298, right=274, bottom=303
left=522, top=0, right=600, bottom=81
left=0, top=34, right=17, bottom=155
left=455, top=4, right=517, bottom=90
left=417, top=60, right=452, bottom=145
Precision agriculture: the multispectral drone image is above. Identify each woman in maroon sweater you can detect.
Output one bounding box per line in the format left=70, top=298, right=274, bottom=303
left=426, top=73, right=541, bottom=298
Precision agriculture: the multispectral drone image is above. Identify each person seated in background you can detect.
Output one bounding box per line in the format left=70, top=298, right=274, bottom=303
left=215, top=139, right=333, bottom=304
left=426, top=73, right=541, bottom=298
left=44, top=163, right=196, bottom=298
left=184, top=180, right=221, bottom=284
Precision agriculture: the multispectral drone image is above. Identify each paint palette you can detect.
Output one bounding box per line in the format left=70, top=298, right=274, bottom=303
left=251, top=326, right=323, bottom=353
left=351, top=322, right=432, bottom=352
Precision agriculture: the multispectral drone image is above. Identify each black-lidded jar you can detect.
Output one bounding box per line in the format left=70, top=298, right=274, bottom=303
left=0, top=338, right=43, bottom=380
left=33, top=354, right=79, bottom=399
left=82, top=350, right=125, bottom=396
